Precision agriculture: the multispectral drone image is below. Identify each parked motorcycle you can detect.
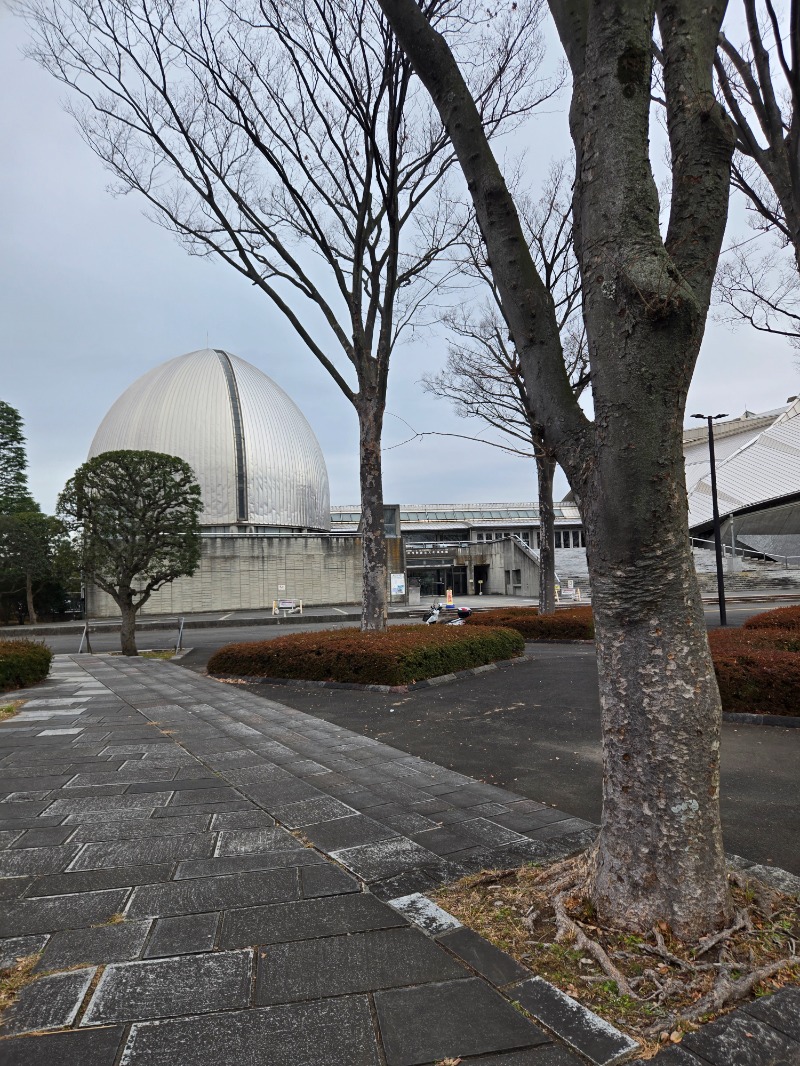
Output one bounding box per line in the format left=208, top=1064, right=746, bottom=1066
left=422, top=602, right=472, bottom=625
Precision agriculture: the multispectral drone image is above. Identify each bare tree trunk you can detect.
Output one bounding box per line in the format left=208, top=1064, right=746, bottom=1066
left=25, top=572, right=38, bottom=625
left=535, top=442, right=557, bottom=615
left=119, top=597, right=138, bottom=656
left=584, top=430, right=732, bottom=939
left=358, top=406, right=388, bottom=632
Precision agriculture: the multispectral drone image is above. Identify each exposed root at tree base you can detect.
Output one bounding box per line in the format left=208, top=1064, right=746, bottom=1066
left=433, top=855, right=800, bottom=1058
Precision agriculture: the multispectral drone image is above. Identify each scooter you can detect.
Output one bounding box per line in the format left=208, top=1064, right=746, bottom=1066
left=423, top=602, right=472, bottom=625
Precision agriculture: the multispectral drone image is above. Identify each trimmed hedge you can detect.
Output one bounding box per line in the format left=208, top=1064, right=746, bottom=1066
left=207, top=624, right=525, bottom=686
left=709, top=627, right=800, bottom=716
left=0, top=639, right=53, bottom=692
left=742, top=605, right=800, bottom=632
left=467, top=606, right=594, bottom=641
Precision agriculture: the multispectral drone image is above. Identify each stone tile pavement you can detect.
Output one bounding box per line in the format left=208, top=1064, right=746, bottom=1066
left=0, top=655, right=798, bottom=1066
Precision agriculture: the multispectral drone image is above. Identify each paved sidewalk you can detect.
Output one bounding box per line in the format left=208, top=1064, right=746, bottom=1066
left=1, top=656, right=798, bottom=1065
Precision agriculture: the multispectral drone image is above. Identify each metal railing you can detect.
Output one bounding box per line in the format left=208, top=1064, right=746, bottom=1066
left=78, top=617, right=186, bottom=654
left=690, top=537, right=800, bottom=569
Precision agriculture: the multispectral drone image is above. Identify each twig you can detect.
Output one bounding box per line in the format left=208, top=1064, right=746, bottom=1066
left=694, top=911, right=751, bottom=958
left=553, top=889, right=636, bottom=998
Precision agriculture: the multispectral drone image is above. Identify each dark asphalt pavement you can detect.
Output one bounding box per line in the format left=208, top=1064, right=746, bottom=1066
left=185, top=643, right=797, bottom=877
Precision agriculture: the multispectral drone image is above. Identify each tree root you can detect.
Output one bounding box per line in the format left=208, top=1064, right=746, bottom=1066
left=646, top=956, right=800, bottom=1037
left=694, top=910, right=751, bottom=958
left=553, top=888, right=636, bottom=997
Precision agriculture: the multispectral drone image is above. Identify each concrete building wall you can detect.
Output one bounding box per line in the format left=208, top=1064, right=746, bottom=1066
left=86, top=534, right=404, bottom=617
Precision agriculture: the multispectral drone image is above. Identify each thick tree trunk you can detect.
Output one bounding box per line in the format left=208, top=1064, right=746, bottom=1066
left=535, top=447, right=557, bottom=615
left=25, top=572, right=38, bottom=625
left=583, top=426, right=732, bottom=940
left=119, top=598, right=138, bottom=656
left=358, top=406, right=388, bottom=631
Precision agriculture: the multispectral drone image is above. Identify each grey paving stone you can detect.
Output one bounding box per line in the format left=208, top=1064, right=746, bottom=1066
left=459, top=1050, right=585, bottom=1065
left=438, top=926, right=530, bottom=986
left=0, top=934, right=49, bottom=968
left=627, top=1050, right=703, bottom=1065
left=46, top=793, right=173, bottom=816
left=528, top=818, right=597, bottom=842
left=0, top=1024, right=126, bottom=1066
left=209, top=809, right=275, bottom=830
left=175, top=848, right=325, bottom=880
left=509, top=978, right=638, bottom=1066
left=743, top=986, right=800, bottom=1042
left=683, top=1011, right=800, bottom=1065
left=36, top=920, right=151, bottom=971
left=152, top=800, right=250, bottom=818
left=256, top=926, right=466, bottom=1005
left=143, top=912, right=219, bottom=957
left=2, top=967, right=95, bottom=1035
left=374, top=977, right=549, bottom=1066
left=120, top=995, right=380, bottom=1066
left=301, top=815, right=398, bottom=852
left=126, top=868, right=299, bottom=919
left=9, top=826, right=76, bottom=848
left=0, top=844, right=80, bottom=877
left=0, top=875, right=31, bottom=900
left=387, top=892, right=462, bottom=935
left=82, top=948, right=252, bottom=1024
left=409, top=826, right=483, bottom=856
left=68, top=833, right=216, bottom=871
left=0, top=888, right=130, bottom=935
left=167, top=786, right=242, bottom=806
left=0, top=829, right=23, bottom=848
left=458, top=818, right=529, bottom=847
left=215, top=827, right=299, bottom=856
left=66, top=768, right=178, bottom=787
left=220, top=892, right=406, bottom=948
left=299, top=863, right=360, bottom=897
left=28, top=863, right=175, bottom=897
left=67, top=813, right=211, bottom=841
left=271, top=795, right=359, bottom=827
left=747, top=864, right=800, bottom=897
left=126, top=777, right=222, bottom=794
left=330, top=837, right=442, bottom=881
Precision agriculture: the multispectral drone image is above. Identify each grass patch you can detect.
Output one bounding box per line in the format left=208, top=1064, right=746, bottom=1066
left=140, top=649, right=176, bottom=660
left=207, top=624, right=525, bottom=686
left=0, top=699, right=24, bottom=722
left=468, top=606, right=594, bottom=641
left=433, top=860, right=800, bottom=1058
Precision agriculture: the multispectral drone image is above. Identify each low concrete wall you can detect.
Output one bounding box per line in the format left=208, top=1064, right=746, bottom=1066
left=86, top=534, right=404, bottom=617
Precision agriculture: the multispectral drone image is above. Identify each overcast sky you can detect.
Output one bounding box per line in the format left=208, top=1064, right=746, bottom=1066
left=2, top=5, right=798, bottom=516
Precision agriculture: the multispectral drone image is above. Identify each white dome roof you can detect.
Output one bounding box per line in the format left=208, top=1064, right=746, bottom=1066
left=89, top=349, right=330, bottom=530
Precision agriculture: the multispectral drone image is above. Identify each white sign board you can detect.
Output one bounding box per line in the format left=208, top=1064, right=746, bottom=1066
left=278, top=599, right=296, bottom=610
left=277, top=584, right=286, bottom=591
left=390, top=573, right=406, bottom=596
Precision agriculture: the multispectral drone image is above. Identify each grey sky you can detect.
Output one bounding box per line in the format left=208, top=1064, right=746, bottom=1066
left=1, top=6, right=798, bottom=516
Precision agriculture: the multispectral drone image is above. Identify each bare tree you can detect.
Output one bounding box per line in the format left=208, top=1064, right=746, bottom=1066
left=379, top=0, right=737, bottom=940
left=715, top=1, right=800, bottom=345
left=424, top=166, right=588, bottom=613
left=19, top=0, right=552, bottom=631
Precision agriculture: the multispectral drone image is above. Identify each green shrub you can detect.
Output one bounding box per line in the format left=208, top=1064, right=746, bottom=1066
left=207, top=624, right=525, bottom=686
left=742, top=605, right=800, bottom=632
left=0, top=639, right=53, bottom=692
left=467, top=606, right=594, bottom=640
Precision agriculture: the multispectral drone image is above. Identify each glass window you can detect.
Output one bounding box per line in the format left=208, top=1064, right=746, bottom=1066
left=555, top=531, right=563, bottom=549
left=476, top=532, right=484, bottom=541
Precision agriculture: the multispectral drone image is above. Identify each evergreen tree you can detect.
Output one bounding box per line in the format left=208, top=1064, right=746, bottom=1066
left=0, top=401, right=38, bottom=514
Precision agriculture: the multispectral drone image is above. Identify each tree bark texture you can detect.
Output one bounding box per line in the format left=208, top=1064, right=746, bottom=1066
left=377, top=0, right=736, bottom=938
left=118, top=597, right=138, bottom=656
left=25, top=572, right=38, bottom=625
left=535, top=443, right=557, bottom=615
left=358, top=404, right=388, bottom=632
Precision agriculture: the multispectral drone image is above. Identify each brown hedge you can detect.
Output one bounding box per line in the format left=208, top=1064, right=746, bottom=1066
left=0, top=639, right=53, bottom=692
left=207, top=624, right=525, bottom=686
left=742, top=605, right=800, bottom=632
left=467, top=606, right=594, bottom=641
left=708, top=627, right=800, bottom=716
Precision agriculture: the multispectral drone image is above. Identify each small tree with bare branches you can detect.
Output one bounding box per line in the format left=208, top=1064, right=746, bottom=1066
left=423, top=166, right=588, bottom=612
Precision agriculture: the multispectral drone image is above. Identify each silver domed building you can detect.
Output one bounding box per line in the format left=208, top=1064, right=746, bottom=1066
left=85, top=349, right=370, bottom=618
left=89, top=348, right=330, bottom=532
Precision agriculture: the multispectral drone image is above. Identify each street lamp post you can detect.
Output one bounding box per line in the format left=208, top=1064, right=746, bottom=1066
left=691, top=413, right=728, bottom=626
